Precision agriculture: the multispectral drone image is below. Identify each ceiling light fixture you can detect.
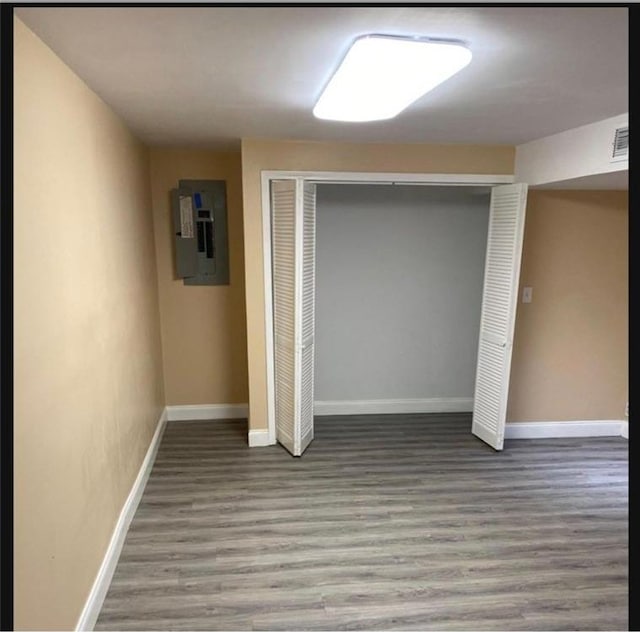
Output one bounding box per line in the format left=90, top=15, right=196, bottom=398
left=313, top=34, right=472, bottom=122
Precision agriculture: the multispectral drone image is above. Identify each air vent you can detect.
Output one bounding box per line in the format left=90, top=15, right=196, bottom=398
left=611, top=126, right=628, bottom=161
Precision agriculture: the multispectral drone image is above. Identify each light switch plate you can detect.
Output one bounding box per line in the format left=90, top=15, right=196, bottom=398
left=522, top=286, right=533, bottom=303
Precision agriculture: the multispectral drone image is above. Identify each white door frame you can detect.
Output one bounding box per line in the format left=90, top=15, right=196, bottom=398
left=260, top=170, right=515, bottom=445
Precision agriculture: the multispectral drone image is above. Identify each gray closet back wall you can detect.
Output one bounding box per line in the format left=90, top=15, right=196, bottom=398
left=314, top=184, right=490, bottom=402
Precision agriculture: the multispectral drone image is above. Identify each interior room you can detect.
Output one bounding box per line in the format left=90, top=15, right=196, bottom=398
left=9, top=5, right=628, bottom=632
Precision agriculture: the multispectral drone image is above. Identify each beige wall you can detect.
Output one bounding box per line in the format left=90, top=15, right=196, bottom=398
left=14, top=18, right=165, bottom=630
left=149, top=149, right=248, bottom=405
left=241, top=138, right=515, bottom=430
left=508, top=190, right=628, bottom=422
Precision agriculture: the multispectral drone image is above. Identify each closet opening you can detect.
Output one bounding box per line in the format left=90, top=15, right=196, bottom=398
left=313, top=183, right=491, bottom=419
left=261, top=171, right=526, bottom=456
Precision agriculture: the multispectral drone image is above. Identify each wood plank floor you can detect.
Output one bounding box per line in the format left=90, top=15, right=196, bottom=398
left=95, top=414, right=628, bottom=631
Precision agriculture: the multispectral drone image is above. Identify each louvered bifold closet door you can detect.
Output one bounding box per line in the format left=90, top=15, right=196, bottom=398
left=271, top=179, right=316, bottom=456
left=299, top=182, right=316, bottom=454
left=472, top=183, right=528, bottom=450
left=272, top=181, right=297, bottom=454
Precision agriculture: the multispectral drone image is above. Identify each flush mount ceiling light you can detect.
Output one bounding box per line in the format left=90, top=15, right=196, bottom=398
left=313, top=34, right=472, bottom=122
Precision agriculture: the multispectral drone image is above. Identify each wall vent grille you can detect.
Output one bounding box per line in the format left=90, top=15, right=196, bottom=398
left=612, top=126, right=629, bottom=160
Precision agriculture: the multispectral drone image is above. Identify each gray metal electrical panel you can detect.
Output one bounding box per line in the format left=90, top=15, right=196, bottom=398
left=171, top=179, right=229, bottom=285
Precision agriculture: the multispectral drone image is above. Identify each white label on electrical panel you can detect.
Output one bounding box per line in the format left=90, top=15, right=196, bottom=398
left=179, top=196, right=194, bottom=238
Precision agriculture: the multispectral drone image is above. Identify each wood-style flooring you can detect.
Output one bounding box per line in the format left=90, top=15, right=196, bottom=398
left=95, top=414, right=628, bottom=631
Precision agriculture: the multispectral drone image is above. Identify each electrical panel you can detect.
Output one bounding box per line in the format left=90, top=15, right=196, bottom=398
left=171, top=179, right=229, bottom=285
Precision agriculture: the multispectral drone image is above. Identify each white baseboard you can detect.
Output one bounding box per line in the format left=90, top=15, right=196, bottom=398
left=314, top=397, right=473, bottom=416
left=505, top=419, right=626, bottom=439
left=166, top=403, right=248, bottom=421
left=248, top=429, right=272, bottom=447
left=621, top=420, right=628, bottom=439
left=76, top=408, right=168, bottom=631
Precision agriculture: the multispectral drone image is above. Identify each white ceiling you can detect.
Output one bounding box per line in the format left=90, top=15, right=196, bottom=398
left=17, top=6, right=628, bottom=150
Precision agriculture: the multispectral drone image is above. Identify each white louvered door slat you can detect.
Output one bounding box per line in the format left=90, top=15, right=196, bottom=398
left=472, top=183, right=528, bottom=450
left=271, top=179, right=316, bottom=456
